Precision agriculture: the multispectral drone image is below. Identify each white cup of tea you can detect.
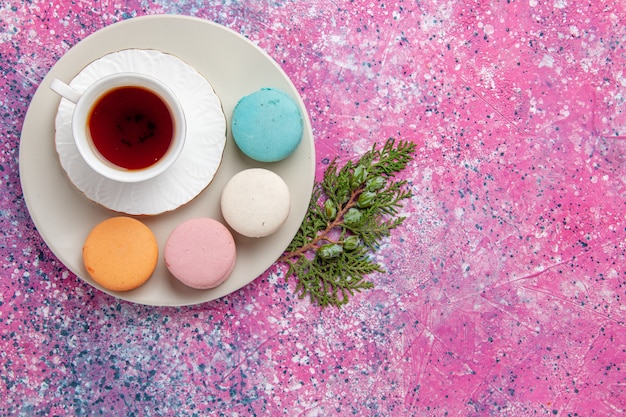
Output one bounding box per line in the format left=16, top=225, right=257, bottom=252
left=50, top=73, right=186, bottom=183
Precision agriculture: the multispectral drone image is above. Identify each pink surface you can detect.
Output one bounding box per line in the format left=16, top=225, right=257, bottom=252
left=1, top=1, right=625, bottom=416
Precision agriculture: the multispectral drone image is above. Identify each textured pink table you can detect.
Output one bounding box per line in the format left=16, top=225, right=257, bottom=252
left=1, top=1, right=625, bottom=416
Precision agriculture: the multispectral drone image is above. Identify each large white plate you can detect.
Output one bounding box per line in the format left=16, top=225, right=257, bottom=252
left=19, top=15, right=315, bottom=306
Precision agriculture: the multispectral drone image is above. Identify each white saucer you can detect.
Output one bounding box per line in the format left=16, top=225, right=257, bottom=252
left=54, top=48, right=227, bottom=215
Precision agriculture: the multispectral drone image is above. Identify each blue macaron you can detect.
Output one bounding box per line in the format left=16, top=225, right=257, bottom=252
left=231, top=88, right=303, bottom=162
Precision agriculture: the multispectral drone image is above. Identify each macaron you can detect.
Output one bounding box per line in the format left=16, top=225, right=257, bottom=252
left=231, top=88, right=303, bottom=162
left=164, top=218, right=236, bottom=289
left=220, top=168, right=290, bottom=238
left=82, top=217, right=158, bottom=292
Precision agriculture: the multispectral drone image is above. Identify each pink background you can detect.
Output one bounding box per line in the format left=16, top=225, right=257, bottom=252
left=1, top=0, right=625, bottom=415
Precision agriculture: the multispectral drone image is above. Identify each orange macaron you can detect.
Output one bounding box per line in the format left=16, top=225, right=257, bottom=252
left=82, top=217, right=158, bottom=292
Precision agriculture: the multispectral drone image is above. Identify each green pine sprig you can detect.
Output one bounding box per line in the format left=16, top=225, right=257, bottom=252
left=279, top=138, right=416, bottom=308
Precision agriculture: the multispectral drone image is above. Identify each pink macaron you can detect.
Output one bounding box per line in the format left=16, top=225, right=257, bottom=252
left=164, top=218, right=237, bottom=289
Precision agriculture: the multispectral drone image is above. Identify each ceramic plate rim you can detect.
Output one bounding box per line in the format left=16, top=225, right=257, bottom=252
left=19, top=15, right=315, bottom=307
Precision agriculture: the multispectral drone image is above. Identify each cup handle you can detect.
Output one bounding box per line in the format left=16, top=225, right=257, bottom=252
left=50, top=79, right=82, bottom=103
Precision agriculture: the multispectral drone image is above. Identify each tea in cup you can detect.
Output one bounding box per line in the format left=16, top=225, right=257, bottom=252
left=50, top=73, right=186, bottom=183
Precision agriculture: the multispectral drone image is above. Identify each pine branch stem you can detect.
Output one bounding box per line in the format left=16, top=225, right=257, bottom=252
left=279, top=187, right=361, bottom=262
